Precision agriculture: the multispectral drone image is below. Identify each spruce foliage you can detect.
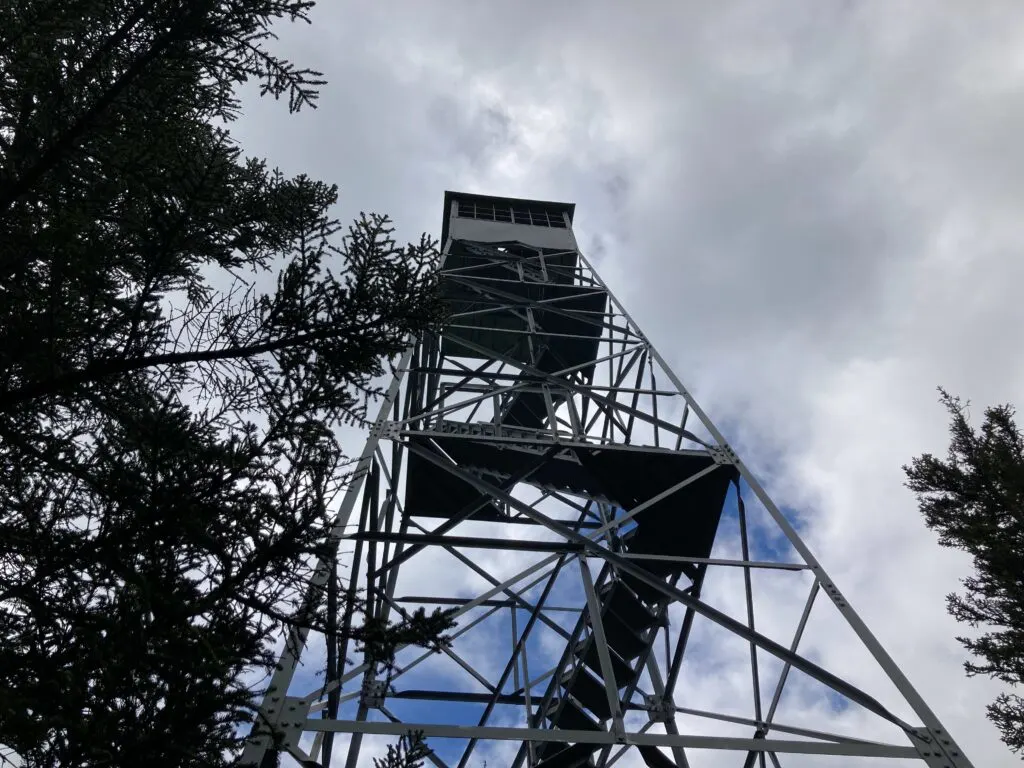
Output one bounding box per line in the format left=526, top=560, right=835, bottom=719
left=905, top=389, right=1024, bottom=757
left=0, top=2, right=453, bottom=765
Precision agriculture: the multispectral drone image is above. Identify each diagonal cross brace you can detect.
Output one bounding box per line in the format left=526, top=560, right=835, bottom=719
left=410, top=444, right=916, bottom=734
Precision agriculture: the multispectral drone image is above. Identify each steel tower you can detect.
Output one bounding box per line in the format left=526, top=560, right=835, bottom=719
left=242, top=192, right=973, bottom=768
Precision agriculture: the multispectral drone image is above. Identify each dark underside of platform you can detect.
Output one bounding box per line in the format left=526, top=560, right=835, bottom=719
left=403, top=438, right=736, bottom=579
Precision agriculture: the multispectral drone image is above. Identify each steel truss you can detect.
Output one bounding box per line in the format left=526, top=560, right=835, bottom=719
left=242, top=196, right=973, bottom=768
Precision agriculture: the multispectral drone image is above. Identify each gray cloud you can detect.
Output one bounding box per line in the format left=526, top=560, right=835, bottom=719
left=426, top=99, right=517, bottom=169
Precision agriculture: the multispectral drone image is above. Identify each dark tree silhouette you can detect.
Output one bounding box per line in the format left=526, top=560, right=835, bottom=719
left=905, top=388, right=1024, bottom=757
left=0, top=1, right=453, bottom=766
left=372, top=732, right=433, bottom=768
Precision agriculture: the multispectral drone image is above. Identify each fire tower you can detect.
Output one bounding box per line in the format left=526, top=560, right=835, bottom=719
left=243, top=192, right=973, bottom=768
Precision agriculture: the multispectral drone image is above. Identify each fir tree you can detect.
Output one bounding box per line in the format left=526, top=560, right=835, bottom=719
left=372, top=732, right=433, bottom=768
left=905, top=388, right=1024, bottom=757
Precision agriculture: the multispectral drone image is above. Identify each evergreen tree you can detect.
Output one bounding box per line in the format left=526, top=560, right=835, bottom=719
left=0, top=1, right=453, bottom=765
left=372, top=733, right=432, bottom=768
left=905, top=388, right=1024, bottom=757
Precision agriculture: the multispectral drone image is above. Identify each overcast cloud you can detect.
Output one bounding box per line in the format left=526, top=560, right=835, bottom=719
left=233, top=2, right=1024, bottom=766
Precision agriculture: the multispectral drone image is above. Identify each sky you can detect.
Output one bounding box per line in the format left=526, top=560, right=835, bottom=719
left=227, top=2, right=1024, bottom=767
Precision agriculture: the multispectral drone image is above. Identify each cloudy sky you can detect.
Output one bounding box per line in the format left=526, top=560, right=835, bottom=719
left=232, top=2, right=1024, bottom=766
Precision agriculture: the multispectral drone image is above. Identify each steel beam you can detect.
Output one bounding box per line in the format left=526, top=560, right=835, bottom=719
left=302, top=719, right=919, bottom=758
